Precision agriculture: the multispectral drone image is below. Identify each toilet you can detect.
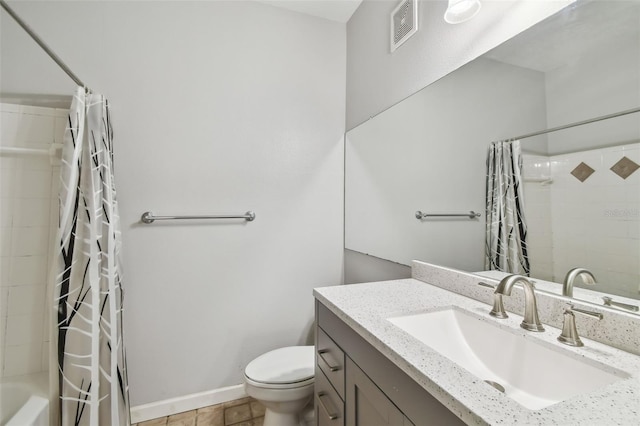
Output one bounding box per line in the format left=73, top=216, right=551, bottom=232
left=244, top=346, right=315, bottom=426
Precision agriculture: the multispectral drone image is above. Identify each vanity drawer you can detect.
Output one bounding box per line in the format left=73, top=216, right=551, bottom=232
left=317, top=327, right=345, bottom=399
left=315, top=368, right=345, bottom=426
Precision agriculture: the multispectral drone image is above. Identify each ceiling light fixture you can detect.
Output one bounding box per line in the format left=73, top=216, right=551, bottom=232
left=444, top=0, right=481, bottom=24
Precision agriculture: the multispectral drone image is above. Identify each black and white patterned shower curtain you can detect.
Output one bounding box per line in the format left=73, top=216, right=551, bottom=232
left=55, top=87, right=130, bottom=426
left=485, top=140, right=530, bottom=276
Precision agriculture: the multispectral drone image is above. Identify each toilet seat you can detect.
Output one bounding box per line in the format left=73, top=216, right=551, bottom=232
left=244, top=346, right=314, bottom=388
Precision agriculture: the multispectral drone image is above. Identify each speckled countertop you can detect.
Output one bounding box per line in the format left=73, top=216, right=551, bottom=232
left=313, top=279, right=640, bottom=425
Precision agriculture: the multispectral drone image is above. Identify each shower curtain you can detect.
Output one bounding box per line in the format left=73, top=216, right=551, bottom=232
left=55, top=87, right=130, bottom=426
left=485, top=140, right=530, bottom=276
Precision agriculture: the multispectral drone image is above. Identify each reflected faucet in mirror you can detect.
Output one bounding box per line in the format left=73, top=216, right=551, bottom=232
left=562, top=268, right=597, bottom=298
left=489, top=275, right=544, bottom=332
left=602, top=296, right=639, bottom=313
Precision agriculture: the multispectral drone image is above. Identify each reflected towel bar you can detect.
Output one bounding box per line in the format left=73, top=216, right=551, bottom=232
left=415, top=210, right=481, bottom=219
left=141, top=211, right=256, bottom=224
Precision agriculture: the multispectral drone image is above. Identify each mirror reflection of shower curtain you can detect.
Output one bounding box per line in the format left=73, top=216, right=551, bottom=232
left=55, top=87, right=131, bottom=426
left=485, top=140, right=530, bottom=276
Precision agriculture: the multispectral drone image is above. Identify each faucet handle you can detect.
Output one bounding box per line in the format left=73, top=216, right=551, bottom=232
left=478, top=282, right=508, bottom=319
left=602, top=296, right=639, bottom=312
left=477, top=281, right=496, bottom=289
left=557, top=304, right=603, bottom=347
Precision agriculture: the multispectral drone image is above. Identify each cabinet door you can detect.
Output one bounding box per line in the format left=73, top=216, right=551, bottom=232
left=315, top=368, right=344, bottom=426
left=345, top=358, right=413, bottom=426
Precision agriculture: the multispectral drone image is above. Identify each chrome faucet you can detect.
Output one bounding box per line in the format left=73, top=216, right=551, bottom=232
left=491, top=275, right=545, bottom=332
left=563, top=268, right=596, bottom=297
left=557, top=303, right=603, bottom=347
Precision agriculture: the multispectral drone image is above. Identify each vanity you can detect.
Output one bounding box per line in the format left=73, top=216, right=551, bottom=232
left=314, top=299, right=464, bottom=426
left=313, top=262, right=640, bottom=425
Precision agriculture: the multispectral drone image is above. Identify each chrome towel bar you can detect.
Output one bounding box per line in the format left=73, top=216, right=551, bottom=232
left=415, top=210, right=481, bottom=219
left=141, top=211, right=255, bottom=224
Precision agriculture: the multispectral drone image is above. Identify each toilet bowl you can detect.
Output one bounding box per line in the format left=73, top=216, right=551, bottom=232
left=244, top=346, right=315, bottom=426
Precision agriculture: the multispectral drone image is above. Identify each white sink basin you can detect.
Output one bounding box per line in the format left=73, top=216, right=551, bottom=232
left=388, top=307, right=629, bottom=410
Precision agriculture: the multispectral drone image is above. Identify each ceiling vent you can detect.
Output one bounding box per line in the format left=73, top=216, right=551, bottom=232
left=390, top=0, right=418, bottom=52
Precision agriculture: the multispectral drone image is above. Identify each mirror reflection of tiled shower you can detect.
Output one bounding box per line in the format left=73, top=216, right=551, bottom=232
left=0, top=102, right=67, bottom=379
left=522, top=143, right=640, bottom=299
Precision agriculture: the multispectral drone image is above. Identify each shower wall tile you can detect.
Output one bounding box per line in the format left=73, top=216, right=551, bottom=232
left=0, top=110, right=55, bottom=148
left=549, top=142, right=640, bottom=298
left=7, top=285, right=45, bottom=316
left=0, top=163, right=16, bottom=197
left=525, top=143, right=640, bottom=292
left=41, top=340, right=50, bottom=373
left=0, top=228, right=11, bottom=257
left=11, top=198, right=51, bottom=227
left=0, top=103, right=62, bottom=378
left=0, top=287, right=8, bottom=317
left=11, top=227, right=50, bottom=256
left=54, top=113, right=67, bottom=144
left=9, top=255, right=47, bottom=286
left=0, top=200, right=12, bottom=228
left=3, top=342, right=43, bottom=377
left=0, top=316, right=5, bottom=363
left=5, top=312, right=44, bottom=346
left=0, top=258, right=9, bottom=285
left=522, top=154, right=554, bottom=280
left=14, top=169, right=53, bottom=198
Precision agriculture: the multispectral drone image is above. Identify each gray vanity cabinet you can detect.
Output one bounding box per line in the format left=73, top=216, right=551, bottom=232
left=315, top=326, right=345, bottom=426
left=346, top=357, right=413, bottom=426
left=315, top=300, right=465, bottom=426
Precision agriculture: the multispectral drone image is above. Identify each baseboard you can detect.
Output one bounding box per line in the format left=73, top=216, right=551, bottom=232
left=130, top=384, right=247, bottom=424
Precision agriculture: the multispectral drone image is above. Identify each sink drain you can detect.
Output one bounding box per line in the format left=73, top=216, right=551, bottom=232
left=484, top=380, right=505, bottom=393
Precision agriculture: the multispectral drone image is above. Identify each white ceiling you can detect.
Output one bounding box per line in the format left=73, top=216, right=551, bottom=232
left=485, top=0, right=640, bottom=73
left=253, top=0, right=363, bottom=23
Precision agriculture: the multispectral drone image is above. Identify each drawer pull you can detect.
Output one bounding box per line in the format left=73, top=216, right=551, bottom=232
left=318, top=391, right=339, bottom=420
left=318, top=349, right=341, bottom=372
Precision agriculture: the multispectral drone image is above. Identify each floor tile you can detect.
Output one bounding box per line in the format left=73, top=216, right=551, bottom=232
left=196, top=410, right=224, bottom=426
left=167, top=419, right=195, bottom=426
left=224, top=403, right=252, bottom=425
left=249, top=401, right=265, bottom=418
left=167, top=409, right=196, bottom=426
left=223, top=397, right=251, bottom=408
left=197, top=403, right=224, bottom=415
left=138, top=396, right=268, bottom=426
left=138, top=418, right=167, bottom=426
left=168, top=410, right=196, bottom=422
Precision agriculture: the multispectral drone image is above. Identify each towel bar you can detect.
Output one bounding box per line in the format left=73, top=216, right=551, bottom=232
left=141, top=211, right=255, bottom=224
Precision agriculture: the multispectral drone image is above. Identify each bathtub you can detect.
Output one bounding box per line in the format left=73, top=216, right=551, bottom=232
left=0, top=372, right=49, bottom=426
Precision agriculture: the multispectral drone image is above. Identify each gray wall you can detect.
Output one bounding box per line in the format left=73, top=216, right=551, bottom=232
left=344, top=250, right=411, bottom=284
left=344, top=0, right=570, bottom=281
left=345, top=58, right=548, bottom=271
left=2, top=1, right=345, bottom=406
left=346, top=0, right=569, bottom=130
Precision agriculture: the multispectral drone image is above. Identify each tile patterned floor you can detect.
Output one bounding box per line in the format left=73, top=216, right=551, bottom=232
left=134, top=397, right=266, bottom=426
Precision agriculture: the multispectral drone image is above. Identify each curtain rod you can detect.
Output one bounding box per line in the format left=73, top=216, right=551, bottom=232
left=513, top=107, right=640, bottom=141
left=0, top=0, right=86, bottom=88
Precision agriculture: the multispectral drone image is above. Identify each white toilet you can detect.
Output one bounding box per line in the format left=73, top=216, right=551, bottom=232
left=244, top=346, right=315, bottom=426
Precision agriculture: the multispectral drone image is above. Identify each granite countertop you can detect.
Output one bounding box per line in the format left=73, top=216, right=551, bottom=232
left=313, top=279, right=640, bottom=425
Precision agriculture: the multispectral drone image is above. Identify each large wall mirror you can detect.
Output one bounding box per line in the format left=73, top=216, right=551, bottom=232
left=345, top=0, right=640, bottom=310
